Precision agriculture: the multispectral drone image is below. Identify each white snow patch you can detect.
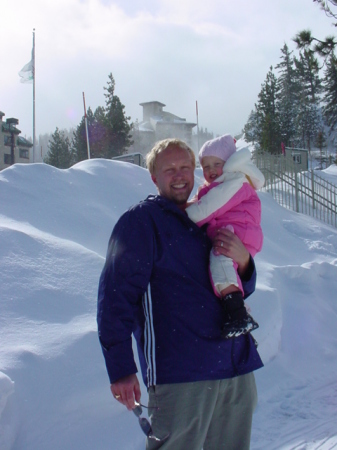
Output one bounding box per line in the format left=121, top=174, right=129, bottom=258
left=1, top=155, right=337, bottom=449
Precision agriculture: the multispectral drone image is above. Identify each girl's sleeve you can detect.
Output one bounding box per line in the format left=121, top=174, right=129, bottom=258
left=186, top=176, right=247, bottom=226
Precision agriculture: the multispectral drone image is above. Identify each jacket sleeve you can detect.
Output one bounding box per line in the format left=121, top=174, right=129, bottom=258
left=186, top=176, right=248, bottom=227
left=97, top=207, right=154, bottom=384
left=241, top=255, right=256, bottom=299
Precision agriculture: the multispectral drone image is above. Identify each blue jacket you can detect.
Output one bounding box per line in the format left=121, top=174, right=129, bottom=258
left=97, top=195, right=263, bottom=387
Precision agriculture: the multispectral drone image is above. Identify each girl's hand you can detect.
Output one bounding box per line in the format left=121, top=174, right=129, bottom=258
left=212, top=227, right=250, bottom=276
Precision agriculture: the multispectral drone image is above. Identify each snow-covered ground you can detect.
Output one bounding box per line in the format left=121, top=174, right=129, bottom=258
left=1, top=156, right=337, bottom=449
left=321, top=164, right=337, bottom=182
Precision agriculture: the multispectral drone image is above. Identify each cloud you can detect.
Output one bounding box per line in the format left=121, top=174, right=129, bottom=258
left=0, top=0, right=333, bottom=143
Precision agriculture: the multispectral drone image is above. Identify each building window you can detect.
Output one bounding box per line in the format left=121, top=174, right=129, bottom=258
left=19, top=148, right=29, bottom=159
left=4, top=154, right=11, bottom=165
left=292, top=153, right=301, bottom=164
left=4, top=135, right=11, bottom=146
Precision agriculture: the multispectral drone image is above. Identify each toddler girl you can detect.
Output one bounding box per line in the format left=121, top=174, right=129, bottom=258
left=186, top=134, right=264, bottom=338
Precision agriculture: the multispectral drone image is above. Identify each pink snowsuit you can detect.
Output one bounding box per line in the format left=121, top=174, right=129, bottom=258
left=186, top=148, right=264, bottom=296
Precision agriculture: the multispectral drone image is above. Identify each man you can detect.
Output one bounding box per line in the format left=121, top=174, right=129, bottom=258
left=97, top=139, right=263, bottom=449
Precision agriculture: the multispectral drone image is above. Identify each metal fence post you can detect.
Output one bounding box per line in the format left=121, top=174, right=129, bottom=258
left=293, top=167, right=298, bottom=213
left=311, top=169, right=315, bottom=210
left=257, top=149, right=337, bottom=229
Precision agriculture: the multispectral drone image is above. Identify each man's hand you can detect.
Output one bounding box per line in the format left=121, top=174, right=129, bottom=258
left=212, top=227, right=250, bottom=276
left=110, top=374, right=141, bottom=410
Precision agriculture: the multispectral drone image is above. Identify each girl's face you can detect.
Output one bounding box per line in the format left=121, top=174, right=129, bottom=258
left=201, top=156, right=225, bottom=184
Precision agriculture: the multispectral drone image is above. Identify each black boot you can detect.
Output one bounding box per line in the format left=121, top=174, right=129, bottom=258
left=220, top=292, right=259, bottom=339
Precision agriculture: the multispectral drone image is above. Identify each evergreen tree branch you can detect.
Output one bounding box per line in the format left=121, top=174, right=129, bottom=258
left=313, top=0, right=337, bottom=26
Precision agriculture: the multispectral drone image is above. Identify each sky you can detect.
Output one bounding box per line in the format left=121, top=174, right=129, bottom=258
left=1, top=0, right=335, bottom=146
left=1, top=140, right=337, bottom=448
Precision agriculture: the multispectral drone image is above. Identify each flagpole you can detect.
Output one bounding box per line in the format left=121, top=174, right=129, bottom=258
left=32, top=28, right=36, bottom=163
left=196, top=100, right=200, bottom=152
left=82, top=92, right=91, bottom=159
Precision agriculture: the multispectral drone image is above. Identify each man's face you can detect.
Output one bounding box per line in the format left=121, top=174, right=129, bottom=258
left=151, top=145, right=195, bottom=208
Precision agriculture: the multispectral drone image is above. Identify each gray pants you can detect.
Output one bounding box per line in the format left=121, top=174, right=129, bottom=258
left=146, top=372, right=257, bottom=450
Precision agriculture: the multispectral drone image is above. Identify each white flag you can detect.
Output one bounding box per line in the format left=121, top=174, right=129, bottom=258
left=19, top=51, right=33, bottom=84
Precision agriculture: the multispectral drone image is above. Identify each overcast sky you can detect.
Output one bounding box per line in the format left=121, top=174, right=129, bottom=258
left=1, top=0, right=334, bottom=144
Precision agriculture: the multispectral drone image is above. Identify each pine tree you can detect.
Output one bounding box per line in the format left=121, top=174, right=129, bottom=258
left=293, top=50, right=322, bottom=150
left=72, top=107, right=111, bottom=161
left=322, top=53, right=337, bottom=131
left=72, top=107, right=95, bottom=162
left=313, top=0, right=337, bottom=27
left=293, top=29, right=336, bottom=63
left=44, top=128, right=73, bottom=169
left=243, top=110, right=260, bottom=144
left=275, top=44, right=298, bottom=146
left=90, top=106, right=110, bottom=158
left=71, top=74, right=132, bottom=161
left=315, top=129, right=328, bottom=168
left=103, top=73, right=133, bottom=158
left=255, top=67, right=282, bottom=153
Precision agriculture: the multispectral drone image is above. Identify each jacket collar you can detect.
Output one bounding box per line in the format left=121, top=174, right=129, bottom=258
left=142, top=195, right=210, bottom=240
left=144, top=194, right=187, bottom=214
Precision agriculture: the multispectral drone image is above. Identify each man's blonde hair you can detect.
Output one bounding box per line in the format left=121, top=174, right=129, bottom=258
left=146, top=139, right=196, bottom=175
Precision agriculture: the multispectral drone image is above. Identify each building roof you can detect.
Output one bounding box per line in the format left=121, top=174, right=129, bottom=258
left=139, top=101, right=166, bottom=107
left=2, top=123, right=21, bottom=135
left=17, top=136, right=33, bottom=147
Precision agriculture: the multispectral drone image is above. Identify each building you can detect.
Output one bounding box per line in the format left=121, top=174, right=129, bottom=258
left=0, top=111, right=33, bottom=171
left=112, top=152, right=146, bottom=168
left=285, top=147, right=309, bottom=171
left=129, top=101, right=197, bottom=157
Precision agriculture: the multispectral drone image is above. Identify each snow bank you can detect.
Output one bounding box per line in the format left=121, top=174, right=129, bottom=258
left=1, top=159, right=337, bottom=449
left=0, top=372, right=15, bottom=450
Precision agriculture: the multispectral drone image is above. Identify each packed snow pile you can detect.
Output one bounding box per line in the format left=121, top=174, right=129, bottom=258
left=1, top=158, right=337, bottom=449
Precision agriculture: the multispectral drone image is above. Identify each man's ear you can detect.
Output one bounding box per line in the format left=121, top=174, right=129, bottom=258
left=151, top=174, right=157, bottom=186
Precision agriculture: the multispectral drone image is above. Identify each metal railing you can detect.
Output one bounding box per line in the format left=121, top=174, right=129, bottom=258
left=254, top=152, right=337, bottom=228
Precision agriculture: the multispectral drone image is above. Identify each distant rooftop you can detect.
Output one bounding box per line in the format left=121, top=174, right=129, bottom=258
left=17, top=136, right=33, bottom=147
left=139, top=101, right=166, bottom=107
